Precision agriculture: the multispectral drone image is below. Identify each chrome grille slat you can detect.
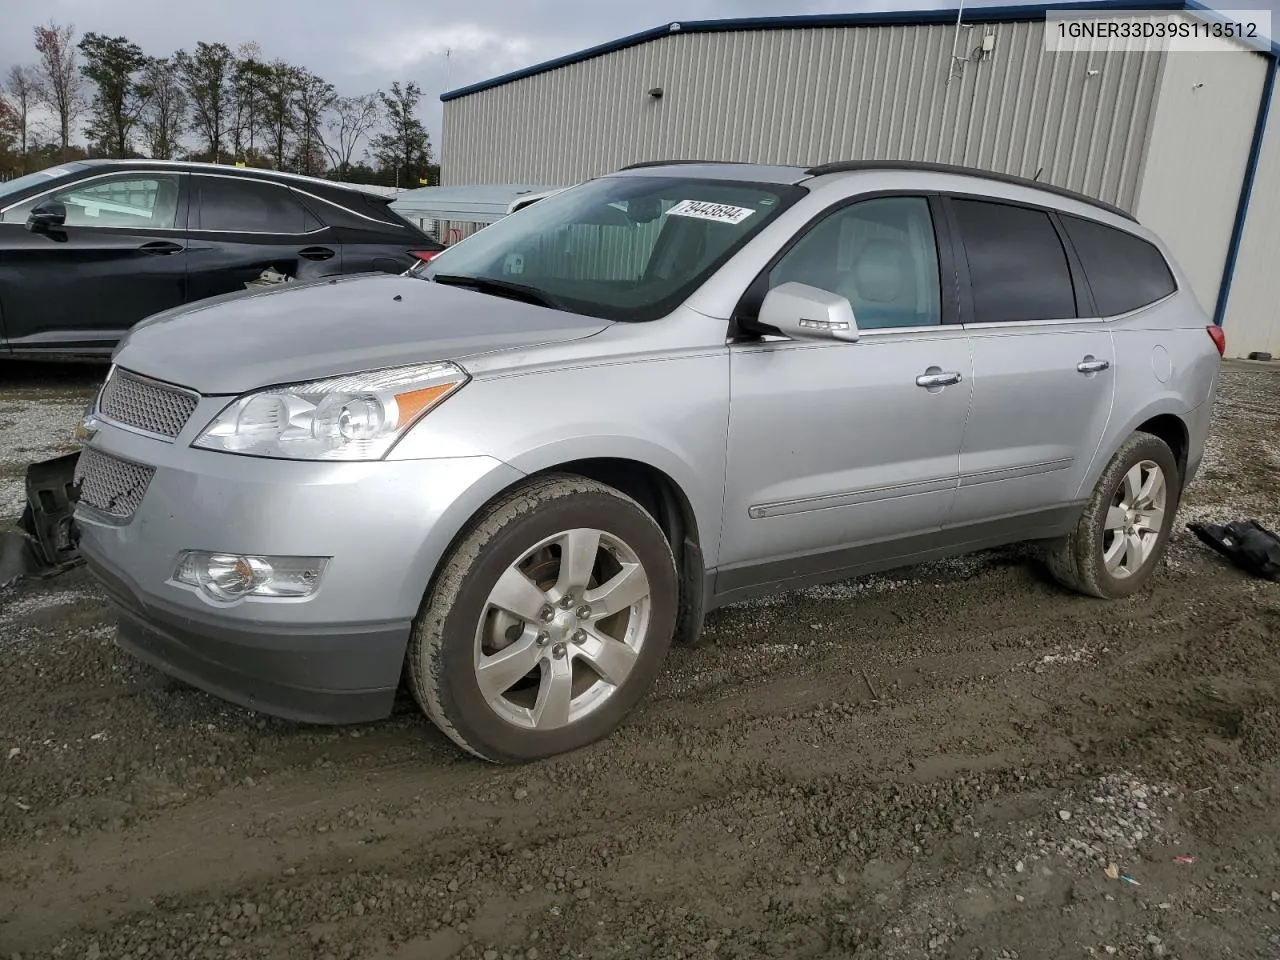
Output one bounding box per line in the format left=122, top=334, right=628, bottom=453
left=97, top=367, right=199, bottom=439
left=74, top=448, right=155, bottom=520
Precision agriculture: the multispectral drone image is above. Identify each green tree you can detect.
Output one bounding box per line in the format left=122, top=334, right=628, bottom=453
left=292, top=69, right=335, bottom=176
left=137, top=57, right=186, bottom=160
left=230, top=42, right=263, bottom=162
left=78, top=32, right=147, bottom=158
left=176, top=42, right=234, bottom=163
left=256, top=60, right=301, bottom=170
left=371, top=81, right=432, bottom=187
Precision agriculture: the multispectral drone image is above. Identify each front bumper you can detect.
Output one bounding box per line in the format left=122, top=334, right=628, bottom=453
left=74, top=410, right=524, bottom=724
left=87, top=552, right=408, bottom=723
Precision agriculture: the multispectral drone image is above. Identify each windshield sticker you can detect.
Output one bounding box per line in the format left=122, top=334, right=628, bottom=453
left=665, top=200, right=756, bottom=225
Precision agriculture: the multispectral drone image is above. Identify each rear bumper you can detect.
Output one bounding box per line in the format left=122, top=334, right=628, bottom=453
left=85, top=549, right=408, bottom=724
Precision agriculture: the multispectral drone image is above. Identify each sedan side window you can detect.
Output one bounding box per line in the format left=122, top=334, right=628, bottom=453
left=195, top=177, right=320, bottom=234
left=769, top=196, right=942, bottom=329
left=2, top=174, right=182, bottom=228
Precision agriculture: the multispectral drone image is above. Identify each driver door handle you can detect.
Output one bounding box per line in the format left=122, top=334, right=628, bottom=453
left=916, top=370, right=963, bottom=388
left=138, top=240, right=184, bottom=256
left=299, top=246, right=336, bottom=262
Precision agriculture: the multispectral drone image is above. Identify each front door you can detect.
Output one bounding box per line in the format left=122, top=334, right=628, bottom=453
left=186, top=175, right=342, bottom=301
left=947, top=197, right=1117, bottom=526
left=0, top=171, right=189, bottom=352
left=718, top=195, right=972, bottom=592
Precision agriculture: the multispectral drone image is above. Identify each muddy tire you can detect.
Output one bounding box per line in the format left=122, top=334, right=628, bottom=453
left=406, top=474, right=678, bottom=763
left=1046, top=432, right=1181, bottom=599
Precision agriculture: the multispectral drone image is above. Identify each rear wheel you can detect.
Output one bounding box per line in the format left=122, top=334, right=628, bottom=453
left=1046, top=432, right=1180, bottom=599
left=407, top=474, right=678, bottom=762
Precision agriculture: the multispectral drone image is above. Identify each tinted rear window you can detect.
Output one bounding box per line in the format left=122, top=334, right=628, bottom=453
left=953, top=199, right=1077, bottom=322
left=1061, top=214, right=1176, bottom=316
left=195, top=177, right=319, bottom=233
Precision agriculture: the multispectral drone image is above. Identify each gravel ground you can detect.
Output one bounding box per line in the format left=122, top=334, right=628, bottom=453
left=1, top=358, right=1279, bottom=960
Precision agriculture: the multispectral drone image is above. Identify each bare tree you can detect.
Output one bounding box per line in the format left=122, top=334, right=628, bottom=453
left=5, top=66, right=41, bottom=162
left=230, top=41, right=263, bottom=161
left=323, top=93, right=380, bottom=180
left=32, top=21, right=85, bottom=154
left=138, top=57, right=187, bottom=160
left=176, top=41, right=234, bottom=163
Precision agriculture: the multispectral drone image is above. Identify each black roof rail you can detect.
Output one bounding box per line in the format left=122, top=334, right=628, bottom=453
left=618, top=159, right=756, bottom=170
left=803, top=160, right=1136, bottom=221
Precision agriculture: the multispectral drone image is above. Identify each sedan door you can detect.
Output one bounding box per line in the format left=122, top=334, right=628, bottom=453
left=186, top=175, right=342, bottom=301
left=0, top=171, right=189, bottom=353
left=717, top=195, right=972, bottom=594
left=947, top=197, right=1116, bottom=528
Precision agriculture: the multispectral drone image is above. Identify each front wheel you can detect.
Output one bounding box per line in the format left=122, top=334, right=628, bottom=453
left=407, top=474, right=678, bottom=762
left=1046, top=432, right=1181, bottom=599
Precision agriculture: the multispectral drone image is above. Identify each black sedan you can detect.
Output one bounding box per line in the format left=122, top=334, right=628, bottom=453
left=0, top=159, right=444, bottom=358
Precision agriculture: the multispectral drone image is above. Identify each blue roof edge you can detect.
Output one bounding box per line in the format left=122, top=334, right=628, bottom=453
left=440, top=0, right=1275, bottom=103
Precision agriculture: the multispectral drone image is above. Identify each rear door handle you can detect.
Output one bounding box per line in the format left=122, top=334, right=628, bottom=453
left=138, top=240, right=184, bottom=256
left=916, top=370, right=963, bottom=388
left=299, top=246, right=336, bottom=262
left=1077, top=357, right=1111, bottom=374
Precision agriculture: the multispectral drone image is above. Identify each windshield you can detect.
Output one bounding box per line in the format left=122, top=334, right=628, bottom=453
left=0, top=163, right=90, bottom=205
left=424, top=175, right=803, bottom=322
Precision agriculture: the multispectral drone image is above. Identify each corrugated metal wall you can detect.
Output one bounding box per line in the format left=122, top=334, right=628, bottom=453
left=1133, top=45, right=1269, bottom=320
left=442, top=20, right=1164, bottom=209
left=1221, top=77, right=1280, bottom=358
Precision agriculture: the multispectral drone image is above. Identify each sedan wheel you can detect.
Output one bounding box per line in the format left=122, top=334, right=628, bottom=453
left=407, top=474, right=678, bottom=762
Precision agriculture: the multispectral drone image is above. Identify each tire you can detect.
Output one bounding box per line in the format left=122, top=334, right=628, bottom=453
left=406, top=473, right=678, bottom=762
left=1046, top=432, right=1181, bottom=599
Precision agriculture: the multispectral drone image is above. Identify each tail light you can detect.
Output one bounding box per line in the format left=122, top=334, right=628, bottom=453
left=1207, top=324, right=1226, bottom=357
left=409, top=249, right=441, bottom=265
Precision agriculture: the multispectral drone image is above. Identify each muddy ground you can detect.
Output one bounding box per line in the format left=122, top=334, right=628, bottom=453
left=1, top=358, right=1278, bottom=960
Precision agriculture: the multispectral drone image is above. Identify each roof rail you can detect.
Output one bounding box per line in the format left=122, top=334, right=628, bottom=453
left=803, top=160, right=1136, bottom=221
left=618, top=159, right=755, bottom=170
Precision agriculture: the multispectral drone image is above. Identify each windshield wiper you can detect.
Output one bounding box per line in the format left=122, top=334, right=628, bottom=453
left=431, top=273, right=563, bottom=310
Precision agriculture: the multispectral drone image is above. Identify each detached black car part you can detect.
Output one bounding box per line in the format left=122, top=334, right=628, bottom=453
left=1188, top=519, right=1280, bottom=582
left=0, top=452, right=82, bottom=588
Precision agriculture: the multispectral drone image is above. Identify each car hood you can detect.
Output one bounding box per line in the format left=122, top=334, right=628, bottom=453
left=112, top=273, right=611, bottom=394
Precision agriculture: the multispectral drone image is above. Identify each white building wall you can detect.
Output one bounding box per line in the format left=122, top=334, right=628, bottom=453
left=1133, top=44, right=1269, bottom=319
left=1221, top=72, right=1280, bottom=358
left=442, top=21, right=1164, bottom=210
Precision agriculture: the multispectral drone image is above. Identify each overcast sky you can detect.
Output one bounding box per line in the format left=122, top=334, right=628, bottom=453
left=3, top=0, right=1275, bottom=162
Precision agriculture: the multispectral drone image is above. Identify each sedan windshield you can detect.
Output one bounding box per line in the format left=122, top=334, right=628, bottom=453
left=423, top=175, right=803, bottom=322
left=0, top=163, right=89, bottom=205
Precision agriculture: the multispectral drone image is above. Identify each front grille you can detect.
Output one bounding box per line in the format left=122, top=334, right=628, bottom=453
left=74, top=447, right=155, bottom=520
left=97, top=367, right=199, bottom=439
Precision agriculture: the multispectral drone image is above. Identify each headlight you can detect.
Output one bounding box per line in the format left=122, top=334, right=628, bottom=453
left=192, top=362, right=468, bottom=461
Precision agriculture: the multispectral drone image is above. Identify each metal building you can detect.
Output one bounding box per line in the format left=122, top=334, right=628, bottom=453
left=440, top=0, right=1280, bottom=359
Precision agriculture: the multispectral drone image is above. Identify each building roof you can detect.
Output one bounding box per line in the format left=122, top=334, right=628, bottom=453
left=440, top=0, right=1276, bottom=103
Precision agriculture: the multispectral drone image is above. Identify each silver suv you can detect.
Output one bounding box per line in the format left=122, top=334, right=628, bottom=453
left=74, top=161, right=1223, bottom=762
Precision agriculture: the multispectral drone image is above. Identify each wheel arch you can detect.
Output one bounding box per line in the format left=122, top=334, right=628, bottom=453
left=1078, top=398, right=1192, bottom=499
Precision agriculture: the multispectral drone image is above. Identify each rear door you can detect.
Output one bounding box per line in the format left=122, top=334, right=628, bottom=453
left=0, top=170, right=189, bottom=352
left=947, top=196, right=1116, bottom=527
left=186, top=174, right=341, bottom=301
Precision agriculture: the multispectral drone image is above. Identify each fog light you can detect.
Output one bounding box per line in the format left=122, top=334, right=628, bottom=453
left=174, top=551, right=327, bottom=601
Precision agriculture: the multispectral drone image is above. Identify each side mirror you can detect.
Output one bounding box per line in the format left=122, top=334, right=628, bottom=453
left=757, top=281, right=859, bottom=342
left=26, top=200, right=67, bottom=233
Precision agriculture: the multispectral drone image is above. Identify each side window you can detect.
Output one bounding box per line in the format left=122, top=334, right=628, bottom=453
left=952, top=199, right=1077, bottom=322
left=195, top=177, right=320, bottom=233
left=769, top=196, right=942, bottom=329
left=1060, top=214, right=1176, bottom=316
left=3, top=174, right=182, bottom=228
